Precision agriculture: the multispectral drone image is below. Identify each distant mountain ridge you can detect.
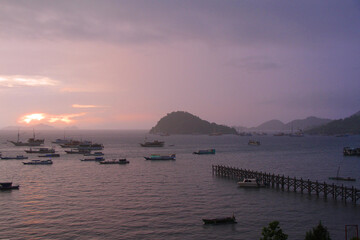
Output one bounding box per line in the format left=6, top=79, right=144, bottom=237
left=305, top=111, right=360, bottom=135
left=150, top=111, right=237, bottom=135
left=247, top=116, right=332, bottom=132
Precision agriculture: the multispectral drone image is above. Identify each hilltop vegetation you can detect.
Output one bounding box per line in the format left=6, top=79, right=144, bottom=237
left=306, top=111, right=360, bottom=135
left=149, top=111, right=237, bottom=135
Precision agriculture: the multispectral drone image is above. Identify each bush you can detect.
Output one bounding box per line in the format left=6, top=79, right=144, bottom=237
left=260, top=221, right=288, bottom=240
left=305, top=222, right=331, bottom=240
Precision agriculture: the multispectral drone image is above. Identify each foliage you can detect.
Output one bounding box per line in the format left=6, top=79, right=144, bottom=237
left=149, top=111, right=237, bottom=134
left=260, top=221, right=288, bottom=240
left=306, top=113, right=360, bottom=135
left=305, top=222, right=331, bottom=240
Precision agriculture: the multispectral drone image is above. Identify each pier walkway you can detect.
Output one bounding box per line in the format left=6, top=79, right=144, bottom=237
left=212, top=165, right=360, bottom=204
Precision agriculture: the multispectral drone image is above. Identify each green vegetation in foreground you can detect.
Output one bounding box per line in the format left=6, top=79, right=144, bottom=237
left=149, top=111, right=237, bottom=135
left=306, top=111, right=360, bottom=135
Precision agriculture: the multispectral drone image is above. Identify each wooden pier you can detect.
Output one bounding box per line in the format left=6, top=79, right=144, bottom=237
left=212, top=165, right=360, bottom=204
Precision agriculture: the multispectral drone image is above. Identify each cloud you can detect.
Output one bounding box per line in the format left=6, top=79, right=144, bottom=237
left=0, top=75, right=59, bottom=88
left=72, top=104, right=104, bottom=108
left=19, top=112, right=86, bottom=124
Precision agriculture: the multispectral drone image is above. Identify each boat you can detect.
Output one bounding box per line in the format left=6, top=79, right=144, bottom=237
left=0, top=182, right=19, bottom=190
left=273, top=132, right=285, bottom=136
left=144, top=154, right=176, bottom=160
left=25, top=147, right=55, bottom=154
left=248, top=140, right=260, bottom=146
left=343, top=147, right=360, bottom=156
left=77, top=143, right=104, bottom=150
left=23, top=159, right=53, bottom=165
left=328, top=166, right=356, bottom=181
left=60, top=140, right=91, bottom=148
left=80, top=157, right=105, bottom=162
left=0, top=155, right=28, bottom=160
left=193, top=149, right=215, bottom=155
left=99, top=159, right=129, bottom=164
left=202, top=214, right=237, bottom=225
left=140, top=140, right=164, bottom=147
left=9, top=130, right=44, bottom=146
left=52, top=138, right=73, bottom=144
left=65, top=149, right=91, bottom=154
left=83, top=152, right=104, bottom=156
left=38, top=153, right=60, bottom=157
left=237, top=178, right=266, bottom=187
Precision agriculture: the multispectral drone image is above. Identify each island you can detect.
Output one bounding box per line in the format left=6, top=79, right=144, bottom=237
left=149, top=111, right=237, bottom=135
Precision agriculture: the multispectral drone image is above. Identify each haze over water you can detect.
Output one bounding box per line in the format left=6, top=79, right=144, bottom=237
left=1, top=130, right=359, bottom=239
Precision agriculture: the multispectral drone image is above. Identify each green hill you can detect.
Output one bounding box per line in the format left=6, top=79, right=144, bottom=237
left=149, top=111, right=237, bottom=135
left=305, top=111, right=360, bottom=135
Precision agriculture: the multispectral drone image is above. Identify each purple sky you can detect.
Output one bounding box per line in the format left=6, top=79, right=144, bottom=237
left=0, top=0, right=359, bottom=129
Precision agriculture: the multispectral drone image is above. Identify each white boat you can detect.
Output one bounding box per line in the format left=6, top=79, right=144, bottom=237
left=237, top=178, right=265, bottom=187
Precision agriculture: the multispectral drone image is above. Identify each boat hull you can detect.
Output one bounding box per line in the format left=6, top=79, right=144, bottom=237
left=202, top=217, right=237, bottom=225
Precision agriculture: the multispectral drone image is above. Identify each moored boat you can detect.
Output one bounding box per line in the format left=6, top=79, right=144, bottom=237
left=25, top=148, right=55, bottom=154
left=80, top=157, right=105, bottom=162
left=0, top=182, right=19, bottom=190
left=237, top=178, right=266, bottom=187
left=193, top=149, right=215, bottom=155
left=23, top=159, right=53, bottom=165
left=343, top=147, right=360, bottom=156
left=77, top=143, right=104, bottom=150
left=99, top=159, right=129, bottom=164
left=140, top=140, right=164, bottom=147
left=202, top=214, right=237, bottom=225
left=83, top=152, right=104, bottom=156
left=144, top=154, right=176, bottom=160
left=248, top=140, right=260, bottom=146
left=0, top=155, right=28, bottom=160
left=38, top=153, right=60, bottom=157
left=65, top=149, right=91, bottom=154
left=9, top=130, right=44, bottom=146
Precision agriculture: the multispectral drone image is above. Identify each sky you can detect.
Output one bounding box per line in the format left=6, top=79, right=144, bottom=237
left=0, top=0, right=359, bottom=129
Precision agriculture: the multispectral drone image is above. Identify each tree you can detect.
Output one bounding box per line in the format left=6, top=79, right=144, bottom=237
left=305, top=222, right=331, bottom=240
left=260, top=221, right=288, bottom=240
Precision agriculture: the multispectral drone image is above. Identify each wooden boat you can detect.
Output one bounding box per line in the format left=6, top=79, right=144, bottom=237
left=0, top=182, right=19, bottom=190
left=248, top=140, right=260, bottom=146
left=23, top=159, right=53, bottom=165
left=9, top=130, right=44, bottom=146
left=0, top=155, right=28, bottom=160
left=99, top=159, right=129, bottom=164
left=140, top=140, right=164, bottom=147
left=237, top=178, right=266, bottom=187
left=38, top=153, right=60, bottom=157
left=193, top=149, right=215, bottom=155
left=144, top=154, right=176, bottom=160
left=25, top=148, right=55, bottom=154
left=65, top=149, right=91, bottom=154
left=328, top=166, right=356, bottom=181
left=80, top=157, right=105, bottom=162
left=83, top=152, right=104, bottom=156
left=202, top=214, right=237, bottom=225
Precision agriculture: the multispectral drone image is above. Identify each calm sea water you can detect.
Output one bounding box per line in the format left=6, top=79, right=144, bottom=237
left=0, top=130, right=359, bottom=240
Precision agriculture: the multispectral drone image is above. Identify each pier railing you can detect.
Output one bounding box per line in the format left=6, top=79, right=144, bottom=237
left=212, top=165, right=360, bottom=204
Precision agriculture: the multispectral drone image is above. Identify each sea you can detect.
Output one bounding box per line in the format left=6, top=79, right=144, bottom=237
left=0, top=130, right=359, bottom=240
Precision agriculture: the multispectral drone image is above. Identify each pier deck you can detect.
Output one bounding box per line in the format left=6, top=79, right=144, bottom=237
left=212, top=165, right=360, bottom=204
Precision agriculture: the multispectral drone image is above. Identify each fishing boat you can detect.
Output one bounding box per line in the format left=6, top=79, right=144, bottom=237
left=60, top=140, right=91, bottom=148
left=0, top=182, right=19, bottom=190
left=193, top=149, right=215, bottom=155
left=38, top=153, right=60, bottom=158
left=25, top=148, right=55, bottom=154
left=0, top=155, right=28, bottom=160
left=83, top=152, right=104, bottom=156
left=52, top=138, right=72, bottom=144
left=23, top=159, right=53, bottom=165
left=248, top=140, right=260, bottom=146
left=202, top=214, right=237, bottom=225
left=9, top=130, right=44, bottom=146
left=77, top=143, right=104, bottom=150
left=343, top=147, right=360, bottom=156
left=144, top=154, right=176, bottom=160
left=328, top=166, right=356, bottom=181
left=99, top=159, right=129, bottom=164
left=140, top=140, right=164, bottom=147
left=65, top=149, right=91, bottom=154
left=80, top=157, right=105, bottom=162
left=237, top=178, right=266, bottom=187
